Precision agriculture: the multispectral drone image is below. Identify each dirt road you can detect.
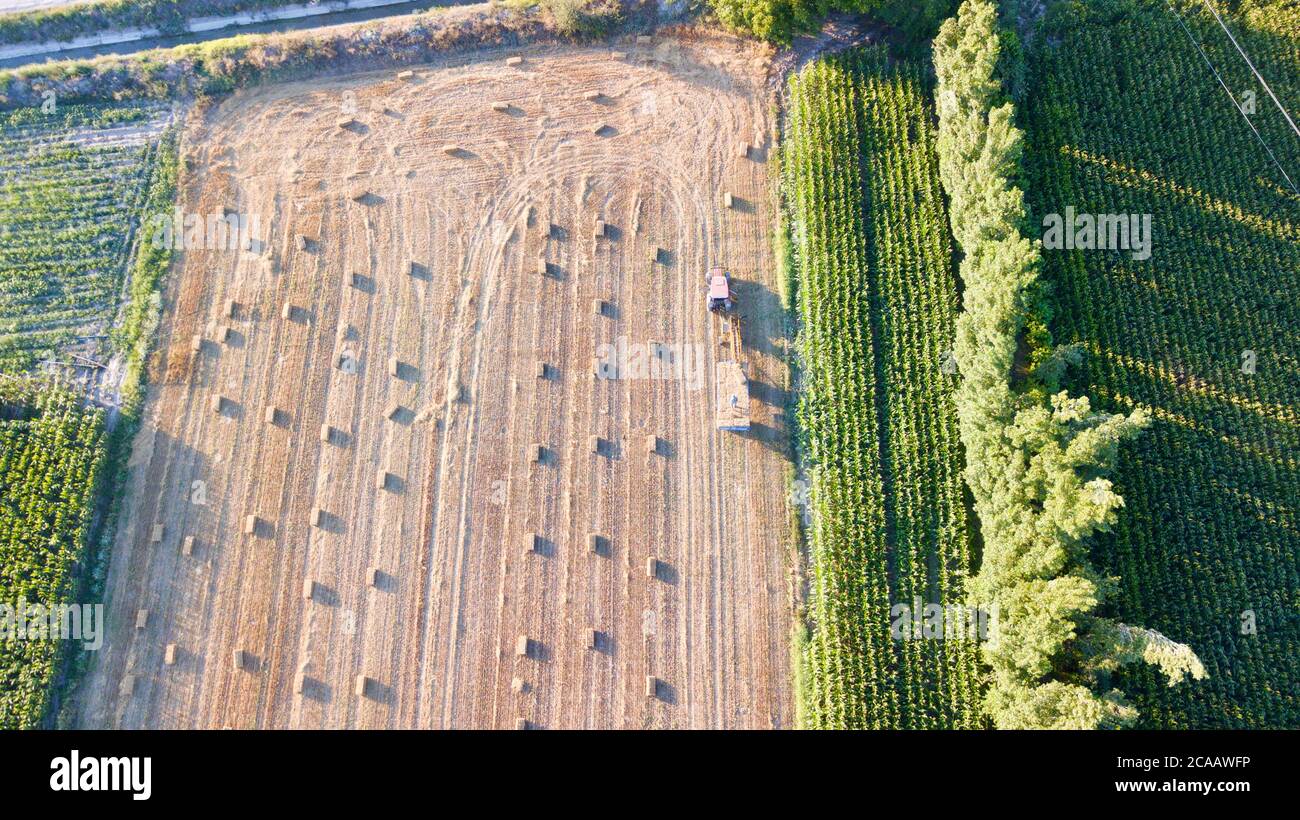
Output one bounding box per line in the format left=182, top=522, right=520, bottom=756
left=78, top=32, right=794, bottom=729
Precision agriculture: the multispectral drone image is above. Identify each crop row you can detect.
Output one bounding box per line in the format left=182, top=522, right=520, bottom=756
left=785, top=47, right=981, bottom=729
left=1023, top=0, right=1300, bottom=727
left=0, top=384, right=108, bottom=729
left=0, top=102, right=164, bottom=373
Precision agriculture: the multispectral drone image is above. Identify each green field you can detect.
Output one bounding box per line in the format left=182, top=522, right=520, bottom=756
left=785, top=47, right=982, bottom=728
left=1023, top=0, right=1300, bottom=727
left=0, top=99, right=173, bottom=728
left=0, top=384, right=107, bottom=729
left=0, top=101, right=166, bottom=374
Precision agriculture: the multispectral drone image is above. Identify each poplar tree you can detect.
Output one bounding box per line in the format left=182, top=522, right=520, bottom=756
left=933, top=0, right=1205, bottom=728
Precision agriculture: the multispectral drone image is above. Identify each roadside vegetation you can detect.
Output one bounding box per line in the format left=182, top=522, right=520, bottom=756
left=0, top=2, right=639, bottom=110
left=0, top=0, right=320, bottom=47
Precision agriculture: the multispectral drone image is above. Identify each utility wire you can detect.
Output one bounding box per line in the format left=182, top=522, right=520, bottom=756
left=1198, top=0, right=1300, bottom=141
left=1166, top=1, right=1299, bottom=200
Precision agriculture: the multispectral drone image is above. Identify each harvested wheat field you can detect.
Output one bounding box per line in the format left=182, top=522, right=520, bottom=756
left=77, top=32, right=793, bottom=729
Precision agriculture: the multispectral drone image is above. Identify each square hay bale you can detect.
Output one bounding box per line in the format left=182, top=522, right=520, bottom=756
left=135, top=609, right=149, bottom=630
left=723, top=191, right=734, bottom=209
left=367, top=567, right=379, bottom=587
left=349, top=187, right=369, bottom=203
left=397, top=69, right=415, bottom=80
left=408, top=261, right=420, bottom=277
left=310, top=507, right=324, bottom=528
left=233, top=649, right=248, bottom=671
left=646, top=556, right=658, bottom=579
left=535, top=361, right=547, bottom=379
left=122, top=674, right=136, bottom=698
left=515, top=635, right=530, bottom=657
left=376, top=470, right=391, bottom=491
left=592, top=122, right=609, bottom=136
left=302, top=578, right=315, bottom=601
left=441, top=144, right=461, bottom=156
left=645, top=675, right=658, bottom=698
left=295, top=234, right=308, bottom=251
left=738, top=142, right=749, bottom=158
left=506, top=55, right=524, bottom=67
left=510, top=677, right=525, bottom=694
left=164, top=644, right=177, bottom=666
left=218, top=325, right=232, bottom=344
left=492, top=101, right=510, bottom=112
left=182, top=535, right=195, bottom=557
left=523, top=532, right=539, bottom=555
left=587, top=628, right=599, bottom=650
left=244, top=515, right=258, bottom=535
left=528, top=443, right=543, bottom=463
left=592, top=299, right=605, bottom=317
left=319, top=424, right=333, bottom=444
left=388, top=356, right=400, bottom=377
left=281, top=302, right=293, bottom=320
left=336, top=116, right=357, bottom=129
left=264, top=405, right=279, bottom=425
left=584, top=90, right=602, bottom=102
left=224, top=298, right=236, bottom=318
left=354, top=675, right=371, bottom=698
left=349, top=271, right=363, bottom=288
left=210, top=395, right=224, bottom=414
left=151, top=524, right=163, bottom=543
left=294, top=672, right=306, bottom=694
left=589, top=435, right=601, bottom=454
left=645, top=434, right=658, bottom=454
left=190, top=334, right=203, bottom=353
left=516, top=718, right=529, bottom=730
left=385, top=403, right=402, bottom=421
left=594, top=219, right=605, bottom=238
left=588, top=532, right=602, bottom=553
left=536, top=258, right=549, bottom=276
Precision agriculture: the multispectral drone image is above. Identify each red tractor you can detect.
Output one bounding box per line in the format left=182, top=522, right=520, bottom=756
left=707, top=267, right=734, bottom=313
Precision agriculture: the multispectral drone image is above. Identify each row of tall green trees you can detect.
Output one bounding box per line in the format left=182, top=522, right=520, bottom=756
left=931, top=0, right=1206, bottom=727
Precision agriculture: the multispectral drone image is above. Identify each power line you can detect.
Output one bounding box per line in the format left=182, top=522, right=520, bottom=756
left=1198, top=0, right=1300, bottom=141
left=1165, top=1, right=1299, bottom=200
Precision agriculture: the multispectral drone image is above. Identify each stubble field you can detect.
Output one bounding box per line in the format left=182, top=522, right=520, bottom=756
left=77, top=32, right=795, bottom=729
